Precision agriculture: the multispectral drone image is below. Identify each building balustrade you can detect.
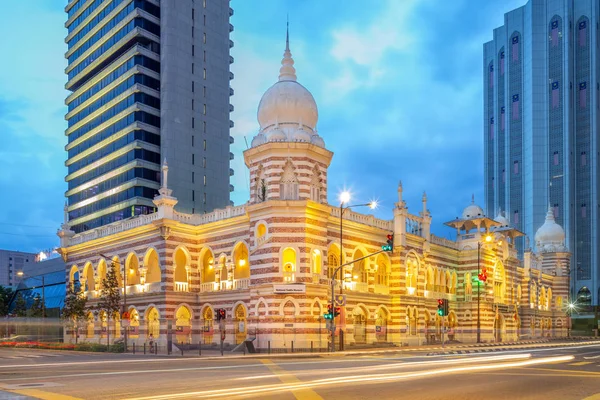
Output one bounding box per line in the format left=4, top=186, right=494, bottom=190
left=374, top=284, right=390, bottom=295
left=424, top=290, right=456, bottom=301
left=174, top=281, right=189, bottom=292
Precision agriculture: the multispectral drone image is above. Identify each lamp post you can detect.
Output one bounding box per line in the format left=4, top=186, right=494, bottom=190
left=331, top=191, right=377, bottom=352
left=17, top=272, right=45, bottom=339
left=476, top=234, right=502, bottom=344
left=99, top=254, right=128, bottom=352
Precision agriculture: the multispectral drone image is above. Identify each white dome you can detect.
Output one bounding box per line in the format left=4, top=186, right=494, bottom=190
left=258, top=81, right=318, bottom=132
left=264, top=128, right=286, bottom=142
left=311, top=134, right=325, bottom=147
left=494, top=210, right=510, bottom=227
left=291, top=127, right=312, bottom=142
left=535, top=206, right=566, bottom=252
left=251, top=33, right=325, bottom=148
left=462, top=196, right=484, bottom=219
left=251, top=134, right=266, bottom=147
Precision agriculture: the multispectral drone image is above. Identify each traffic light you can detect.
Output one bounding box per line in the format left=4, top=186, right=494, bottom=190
left=217, top=308, right=226, bottom=321
left=437, top=299, right=449, bottom=316
left=324, top=304, right=334, bottom=320
left=382, top=234, right=394, bottom=252
left=478, top=268, right=488, bottom=283
left=334, top=307, right=341, bottom=317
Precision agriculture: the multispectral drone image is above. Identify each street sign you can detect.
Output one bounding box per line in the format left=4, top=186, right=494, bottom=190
left=334, top=294, right=346, bottom=307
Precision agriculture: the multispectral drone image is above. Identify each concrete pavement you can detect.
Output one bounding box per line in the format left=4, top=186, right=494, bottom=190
left=0, top=341, right=599, bottom=399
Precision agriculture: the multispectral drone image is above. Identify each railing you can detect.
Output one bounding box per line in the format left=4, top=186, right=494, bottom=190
left=174, top=282, right=189, bottom=292
left=374, top=284, right=389, bottom=295
left=430, top=234, right=459, bottom=250
left=174, top=204, right=247, bottom=225
left=423, top=290, right=457, bottom=301
left=68, top=204, right=248, bottom=246
left=330, top=207, right=392, bottom=230
left=200, top=282, right=218, bottom=292
left=348, top=282, right=369, bottom=293
left=312, top=273, right=321, bottom=284
left=68, top=212, right=161, bottom=245
left=233, top=278, right=250, bottom=290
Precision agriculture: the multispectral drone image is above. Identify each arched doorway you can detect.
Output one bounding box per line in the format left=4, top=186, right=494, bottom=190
left=233, top=243, right=250, bottom=288
left=129, top=309, right=140, bottom=339
left=86, top=313, right=94, bottom=338
left=173, top=247, right=190, bottom=292
left=447, top=311, right=458, bottom=341
left=203, top=307, right=214, bottom=344
left=175, top=306, right=192, bottom=344
left=144, top=248, right=161, bottom=285
left=126, top=253, right=140, bottom=286
left=353, top=307, right=367, bottom=344
left=494, top=313, right=505, bottom=342
left=234, top=304, right=247, bottom=344
left=375, top=308, right=388, bottom=342
left=146, top=307, right=160, bottom=339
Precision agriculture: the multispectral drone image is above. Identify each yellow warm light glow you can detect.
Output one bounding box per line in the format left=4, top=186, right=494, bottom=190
left=369, top=201, right=378, bottom=209
left=17, top=271, right=24, bottom=277
left=340, top=191, right=351, bottom=204
left=239, top=259, right=247, bottom=267
left=485, top=235, right=493, bottom=242
left=498, top=240, right=503, bottom=245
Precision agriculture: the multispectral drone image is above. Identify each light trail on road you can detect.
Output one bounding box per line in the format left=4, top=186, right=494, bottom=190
left=124, top=355, right=574, bottom=400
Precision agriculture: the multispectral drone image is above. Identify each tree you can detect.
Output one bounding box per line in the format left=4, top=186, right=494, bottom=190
left=62, top=284, right=88, bottom=343
left=27, top=294, right=44, bottom=318
left=97, top=261, right=121, bottom=347
left=0, top=286, right=14, bottom=317
left=13, top=293, right=27, bottom=317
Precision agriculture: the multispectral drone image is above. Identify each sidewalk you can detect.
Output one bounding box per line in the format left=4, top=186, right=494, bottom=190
left=129, top=338, right=600, bottom=360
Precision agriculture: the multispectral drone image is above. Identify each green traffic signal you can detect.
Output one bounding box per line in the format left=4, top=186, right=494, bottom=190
left=437, top=308, right=443, bottom=316
left=324, top=313, right=333, bottom=320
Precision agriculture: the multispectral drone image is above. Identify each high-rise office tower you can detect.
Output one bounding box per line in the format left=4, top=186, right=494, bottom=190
left=64, top=0, right=234, bottom=234
left=483, top=0, right=599, bottom=305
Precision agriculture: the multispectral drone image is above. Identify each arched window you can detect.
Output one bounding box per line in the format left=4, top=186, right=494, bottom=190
left=279, top=159, right=299, bottom=200
left=426, top=266, right=434, bottom=291
left=97, top=260, right=107, bottom=290
left=200, top=249, right=215, bottom=284
left=312, top=249, right=322, bottom=274
left=327, top=251, right=339, bottom=280
left=310, top=165, right=321, bottom=202
left=83, top=262, right=94, bottom=291
left=255, top=166, right=266, bottom=203
left=282, top=248, right=296, bottom=282
left=144, top=249, right=161, bottom=284
left=175, top=306, right=192, bottom=344
left=451, top=272, right=458, bottom=295
left=125, top=253, right=140, bottom=286
left=547, top=287, right=552, bottom=310
left=494, top=262, right=506, bottom=303
left=146, top=307, right=160, bottom=338
left=86, top=312, right=95, bottom=338
left=256, top=223, right=267, bottom=243
left=352, top=250, right=367, bottom=283
left=376, top=254, right=389, bottom=286
left=173, top=247, right=190, bottom=292
left=464, top=272, right=472, bottom=300
left=406, top=259, right=418, bottom=292
left=233, top=243, right=250, bottom=280
left=577, top=287, right=592, bottom=306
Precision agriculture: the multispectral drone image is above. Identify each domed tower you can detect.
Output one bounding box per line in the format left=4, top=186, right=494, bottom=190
left=243, top=28, right=333, bottom=204
left=534, top=205, right=567, bottom=253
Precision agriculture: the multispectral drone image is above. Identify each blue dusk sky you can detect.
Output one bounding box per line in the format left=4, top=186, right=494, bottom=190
left=0, top=0, right=525, bottom=252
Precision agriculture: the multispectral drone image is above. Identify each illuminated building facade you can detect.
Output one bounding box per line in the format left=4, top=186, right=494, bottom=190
left=58, top=36, right=571, bottom=349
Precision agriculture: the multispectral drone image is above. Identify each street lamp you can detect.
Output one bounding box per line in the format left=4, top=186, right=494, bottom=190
left=476, top=234, right=502, bottom=344
left=331, top=191, right=377, bottom=352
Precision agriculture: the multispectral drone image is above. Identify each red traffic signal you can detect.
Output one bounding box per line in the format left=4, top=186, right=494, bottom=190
left=334, top=307, right=341, bottom=317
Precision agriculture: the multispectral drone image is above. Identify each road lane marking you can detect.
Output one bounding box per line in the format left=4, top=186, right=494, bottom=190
left=123, top=355, right=574, bottom=400
left=260, top=359, right=323, bottom=400
left=569, top=361, right=594, bottom=366
left=584, top=355, right=600, bottom=360
left=6, top=388, right=82, bottom=400
left=0, top=353, right=532, bottom=383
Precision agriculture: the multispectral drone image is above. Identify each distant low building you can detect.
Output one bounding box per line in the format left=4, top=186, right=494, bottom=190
left=0, top=250, right=36, bottom=287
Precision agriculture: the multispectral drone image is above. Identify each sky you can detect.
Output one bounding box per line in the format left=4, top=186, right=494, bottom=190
left=0, top=0, right=526, bottom=252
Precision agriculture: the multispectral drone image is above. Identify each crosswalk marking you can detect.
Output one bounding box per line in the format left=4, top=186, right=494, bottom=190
left=569, top=361, right=594, bottom=366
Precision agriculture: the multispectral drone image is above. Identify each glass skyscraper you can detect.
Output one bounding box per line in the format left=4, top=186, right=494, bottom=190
left=484, top=0, right=599, bottom=306
left=64, top=0, right=234, bottom=234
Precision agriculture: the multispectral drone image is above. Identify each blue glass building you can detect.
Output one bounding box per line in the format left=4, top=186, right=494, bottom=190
left=483, top=0, right=599, bottom=306
left=64, top=0, right=234, bottom=234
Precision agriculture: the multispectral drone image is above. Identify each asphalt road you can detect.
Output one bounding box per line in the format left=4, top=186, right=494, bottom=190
left=1, top=342, right=600, bottom=400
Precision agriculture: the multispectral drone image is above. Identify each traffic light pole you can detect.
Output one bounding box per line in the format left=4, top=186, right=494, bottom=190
left=330, top=248, right=389, bottom=352
left=477, top=242, right=481, bottom=344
